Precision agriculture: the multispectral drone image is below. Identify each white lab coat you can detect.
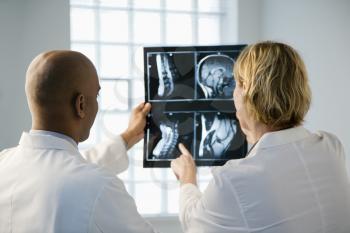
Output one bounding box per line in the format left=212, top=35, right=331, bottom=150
left=0, top=132, right=157, bottom=233
left=179, top=126, right=350, bottom=233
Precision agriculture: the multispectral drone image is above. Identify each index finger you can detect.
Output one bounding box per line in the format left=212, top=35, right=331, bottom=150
left=178, top=143, right=191, bottom=156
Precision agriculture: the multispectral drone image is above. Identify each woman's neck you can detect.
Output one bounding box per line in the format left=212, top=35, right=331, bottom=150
left=246, top=122, right=274, bottom=144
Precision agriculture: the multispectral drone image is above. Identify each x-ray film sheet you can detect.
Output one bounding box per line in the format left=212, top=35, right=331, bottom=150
left=143, top=45, right=247, bottom=167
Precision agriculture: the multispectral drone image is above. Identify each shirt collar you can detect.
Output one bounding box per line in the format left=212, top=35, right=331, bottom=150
left=19, top=131, right=79, bottom=154
left=247, top=126, right=311, bottom=157
left=30, top=130, right=78, bottom=147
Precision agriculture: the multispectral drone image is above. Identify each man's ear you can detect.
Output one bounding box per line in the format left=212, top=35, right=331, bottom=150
left=74, top=93, right=86, bottom=118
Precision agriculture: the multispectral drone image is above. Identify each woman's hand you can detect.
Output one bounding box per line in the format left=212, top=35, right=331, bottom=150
left=171, top=143, right=197, bottom=186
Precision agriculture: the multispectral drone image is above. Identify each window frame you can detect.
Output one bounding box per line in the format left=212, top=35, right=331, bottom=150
left=70, top=0, right=227, bottom=216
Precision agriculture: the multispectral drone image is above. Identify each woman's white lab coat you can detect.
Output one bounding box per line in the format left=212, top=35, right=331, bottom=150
left=179, top=126, right=350, bottom=233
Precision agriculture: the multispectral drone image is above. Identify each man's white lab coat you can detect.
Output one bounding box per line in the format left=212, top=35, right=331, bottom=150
left=0, top=132, right=157, bottom=233
left=179, top=126, right=350, bottom=233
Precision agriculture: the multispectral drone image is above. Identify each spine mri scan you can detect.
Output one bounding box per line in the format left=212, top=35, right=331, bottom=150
left=156, top=54, right=179, bottom=97
left=152, top=121, right=179, bottom=158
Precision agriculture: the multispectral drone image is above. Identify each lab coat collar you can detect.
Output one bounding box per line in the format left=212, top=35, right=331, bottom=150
left=30, top=130, right=77, bottom=147
left=248, top=126, right=311, bottom=157
left=19, top=132, right=80, bottom=154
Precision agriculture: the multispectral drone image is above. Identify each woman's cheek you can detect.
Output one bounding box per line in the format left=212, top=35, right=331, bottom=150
left=233, top=85, right=247, bottom=128
left=236, top=107, right=246, bottom=128
left=233, top=91, right=243, bottom=118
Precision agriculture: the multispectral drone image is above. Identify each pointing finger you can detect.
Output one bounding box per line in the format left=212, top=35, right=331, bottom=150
left=178, top=143, right=191, bottom=156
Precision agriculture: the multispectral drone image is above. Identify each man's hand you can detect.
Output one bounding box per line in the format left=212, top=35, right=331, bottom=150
left=121, top=102, right=151, bottom=149
left=171, top=143, right=197, bottom=186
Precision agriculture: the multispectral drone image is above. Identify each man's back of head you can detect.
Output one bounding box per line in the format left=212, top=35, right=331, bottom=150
left=25, top=51, right=100, bottom=142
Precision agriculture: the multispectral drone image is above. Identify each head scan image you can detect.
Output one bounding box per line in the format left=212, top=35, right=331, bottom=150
left=156, top=54, right=180, bottom=97
left=152, top=120, right=179, bottom=159
left=198, top=113, right=237, bottom=158
left=197, top=54, right=235, bottom=99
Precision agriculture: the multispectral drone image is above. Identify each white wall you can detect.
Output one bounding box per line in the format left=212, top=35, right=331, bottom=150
left=0, top=0, right=70, bottom=150
left=259, top=0, right=350, bottom=171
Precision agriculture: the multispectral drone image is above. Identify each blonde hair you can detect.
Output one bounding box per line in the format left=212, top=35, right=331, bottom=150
left=233, top=41, right=311, bottom=129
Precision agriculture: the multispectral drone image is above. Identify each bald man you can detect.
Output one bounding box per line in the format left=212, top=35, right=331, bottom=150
left=0, top=51, right=157, bottom=233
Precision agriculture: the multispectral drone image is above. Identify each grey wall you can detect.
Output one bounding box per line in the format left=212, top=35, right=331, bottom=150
left=259, top=0, right=350, bottom=171
left=233, top=0, right=350, bottom=171
left=0, top=0, right=70, bottom=149
left=237, top=0, right=262, bottom=44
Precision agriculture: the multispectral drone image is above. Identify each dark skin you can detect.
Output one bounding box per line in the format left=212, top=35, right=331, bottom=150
left=25, top=50, right=151, bottom=147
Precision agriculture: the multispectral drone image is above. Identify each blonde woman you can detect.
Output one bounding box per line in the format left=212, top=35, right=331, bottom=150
left=171, top=41, right=350, bottom=233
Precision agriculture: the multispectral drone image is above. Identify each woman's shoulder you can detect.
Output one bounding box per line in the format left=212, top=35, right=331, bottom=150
left=211, top=157, right=265, bottom=183
left=313, top=130, right=344, bottom=147
left=311, top=130, right=346, bottom=162
left=210, top=128, right=345, bottom=183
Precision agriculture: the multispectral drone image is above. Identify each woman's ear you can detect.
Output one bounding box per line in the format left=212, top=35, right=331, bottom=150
left=242, top=82, right=248, bottom=92
left=74, top=93, right=86, bottom=118
left=237, top=80, right=248, bottom=93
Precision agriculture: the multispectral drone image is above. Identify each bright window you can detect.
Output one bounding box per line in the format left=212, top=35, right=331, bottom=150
left=70, top=0, right=226, bottom=216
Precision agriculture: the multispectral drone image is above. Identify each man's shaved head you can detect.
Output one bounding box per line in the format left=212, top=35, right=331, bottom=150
left=25, top=50, right=100, bottom=142
left=26, top=51, right=95, bottom=108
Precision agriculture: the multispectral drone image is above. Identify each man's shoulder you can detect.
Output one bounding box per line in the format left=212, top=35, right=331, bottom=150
left=45, top=149, right=126, bottom=206
left=58, top=149, right=119, bottom=183
left=0, top=147, right=17, bottom=162
left=0, top=146, right=17, bottom=154
left=0, top=143, right=126, bottom=195
left=18, top=146, right=121, bottom=195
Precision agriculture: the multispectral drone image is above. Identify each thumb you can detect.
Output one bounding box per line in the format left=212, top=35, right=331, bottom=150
left=142, top=103, right=152, bottom=115
left=135, top=102, right=145, bottom=111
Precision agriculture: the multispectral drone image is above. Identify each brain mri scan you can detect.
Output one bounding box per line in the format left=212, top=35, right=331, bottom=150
left=197, top=55, right=235, bottom=99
